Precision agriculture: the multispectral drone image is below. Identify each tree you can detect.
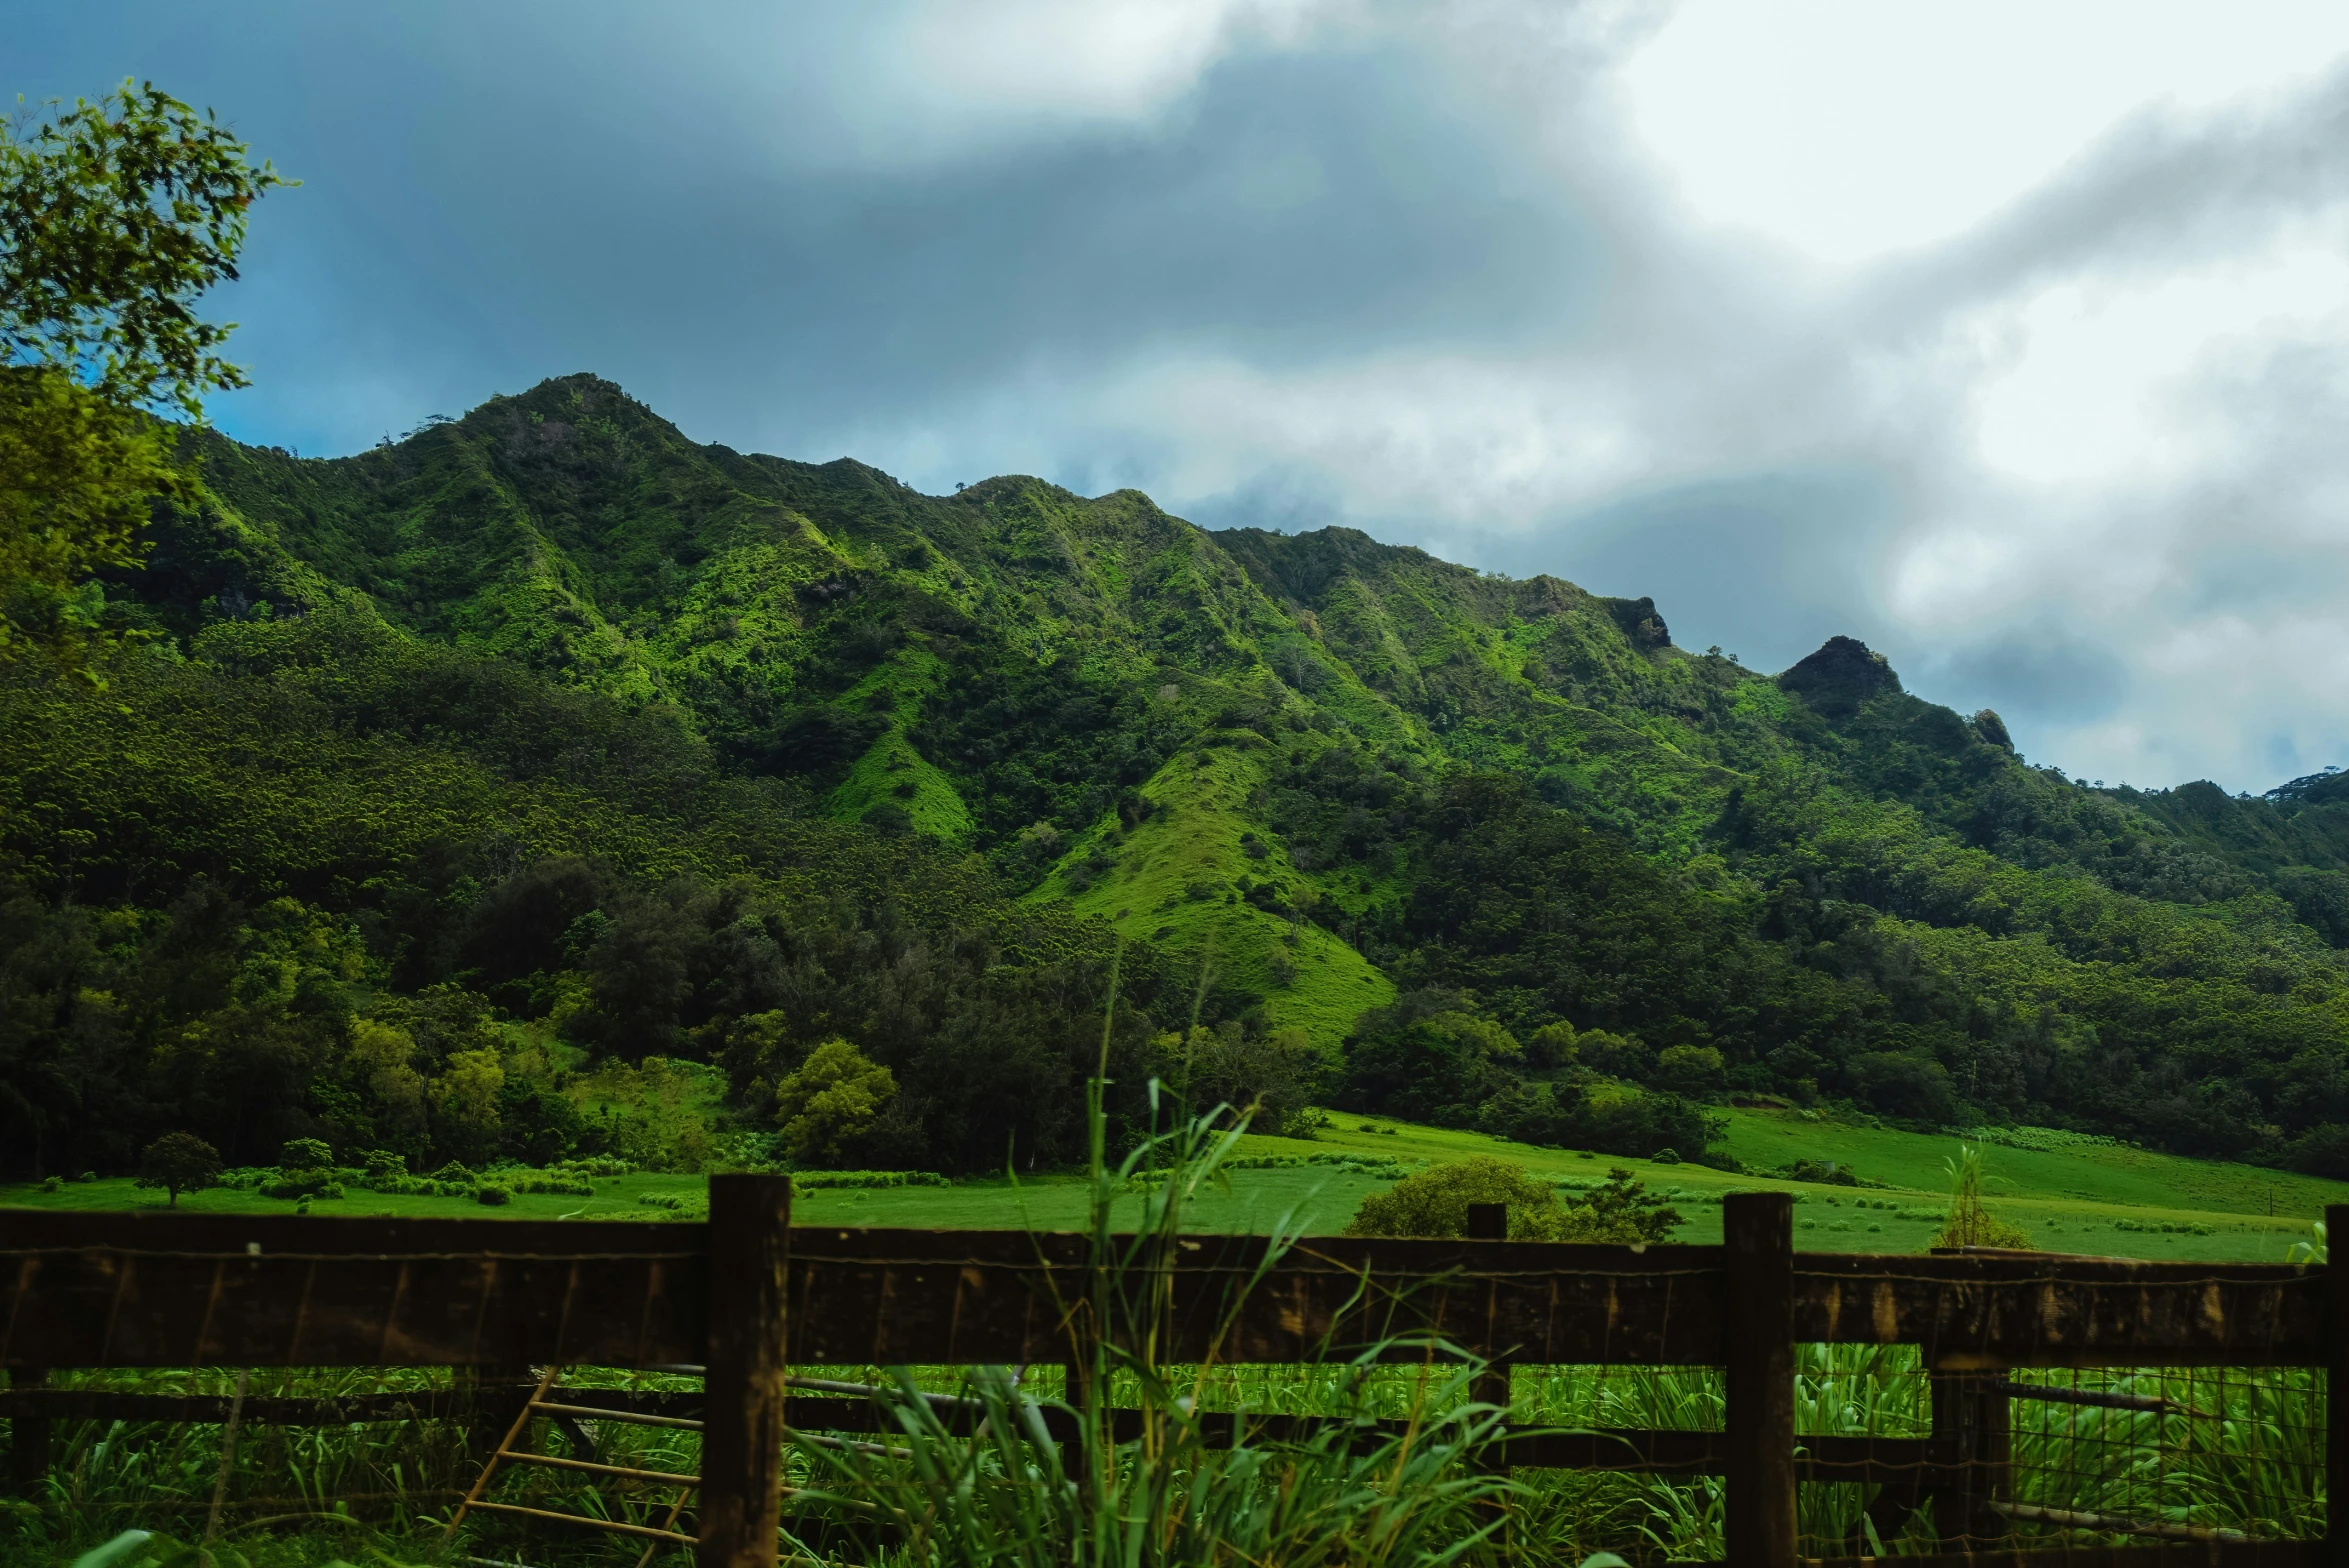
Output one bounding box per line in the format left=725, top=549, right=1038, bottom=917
left=135, top=1130, right=220, bottom=1206
left=0, top=367, right=181, bottom=659
left=429, top=1047, right=505, bottom=1166
left=0, top=81, right=288, bottom=662
left=774, top=1039, right=896, bottom=1167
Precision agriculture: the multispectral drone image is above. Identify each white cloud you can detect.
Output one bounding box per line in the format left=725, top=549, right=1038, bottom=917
left=1618, top=0, right=2349, bottom=264
left=1967, top=219, right=2349, bottom=490
left=756, top=0, right=1338, bottom=170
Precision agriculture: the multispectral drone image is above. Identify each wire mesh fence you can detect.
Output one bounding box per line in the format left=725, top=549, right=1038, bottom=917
left=6, top=1356, right=2334, bottom=1565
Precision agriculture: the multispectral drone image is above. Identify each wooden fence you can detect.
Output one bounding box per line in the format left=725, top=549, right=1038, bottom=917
left=2, top=1183, right=2342, bottom=1568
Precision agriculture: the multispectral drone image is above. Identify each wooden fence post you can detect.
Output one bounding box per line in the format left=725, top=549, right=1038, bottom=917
left=2326, top=1204, right=2348, bottom=1568
left=1466, top=1202, right=1511, bottom=1526
left=698, top=1174, right=792, bottom=1568
left=1929, top=1371, right=2009, bottom=1550
left=1723, top=1192, right=1796, bottom=1568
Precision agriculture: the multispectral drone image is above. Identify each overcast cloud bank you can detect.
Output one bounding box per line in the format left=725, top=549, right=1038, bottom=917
left=18, top=0, right=2349, bottom=792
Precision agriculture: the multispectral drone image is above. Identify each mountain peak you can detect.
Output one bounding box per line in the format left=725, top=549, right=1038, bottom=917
left=1779, top=634, right=1901, bottom=719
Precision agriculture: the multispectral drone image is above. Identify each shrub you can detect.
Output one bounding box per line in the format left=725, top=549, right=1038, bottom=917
left=279, top=1137, right=333, bottom=1171
left=788, top=1170, right=949, bottom=1190
left=1963, top=1124, right=2122, bottom=1154
left=504, top=1172, right=592, bottom=1196
left=1777, top=1158, right=1859, bottom=1186
left=475, top=1184, right=511, bottom=1206
left=360, top=1149, right=409, bottom=1188
left=1933, top=1144, right=2035, bottom=1251
left=1345, top=1157, right=1682, bottom=1243
left=259, top=1168, right=343, bottom=1199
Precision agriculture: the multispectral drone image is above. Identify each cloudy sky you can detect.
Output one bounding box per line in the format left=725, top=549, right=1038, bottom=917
left=19, top=2, right=2349, bottom=793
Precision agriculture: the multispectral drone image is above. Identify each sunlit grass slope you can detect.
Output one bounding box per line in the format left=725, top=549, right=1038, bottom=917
left=1047, top=731, right=1395, bottom=1045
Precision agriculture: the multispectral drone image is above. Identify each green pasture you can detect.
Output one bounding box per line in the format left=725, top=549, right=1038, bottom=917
left=6, top=1106, right=2343, bottom=1261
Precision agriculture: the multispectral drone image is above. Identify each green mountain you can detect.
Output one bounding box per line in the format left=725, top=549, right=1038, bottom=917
left=8, top=373, right=2349, bottom=1181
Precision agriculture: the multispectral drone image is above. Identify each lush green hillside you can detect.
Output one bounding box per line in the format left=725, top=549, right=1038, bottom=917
left=8, top=372, right=2349, bottom=1186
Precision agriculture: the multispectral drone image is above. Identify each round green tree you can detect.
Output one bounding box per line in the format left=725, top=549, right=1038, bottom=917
left=774, top=1040, right=897, bottom=1168
left=135, top=1131, right=221, bottom=1207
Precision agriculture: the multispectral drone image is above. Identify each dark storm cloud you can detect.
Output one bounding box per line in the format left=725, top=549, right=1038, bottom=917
left=12, top=4, right=1593, bottom=458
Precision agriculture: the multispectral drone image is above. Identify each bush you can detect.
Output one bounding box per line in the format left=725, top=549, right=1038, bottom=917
left=360, top=1149, right=409, bottom=1188
left=788, top=1170, right=949, bottom=1189
left=279, top=1137, right=334, bottom=1172
left=504, top=1171, right=592, bottom=1196
left=475, top=1184, right=511, bottom=1205
left=1345, top=1157, right=1682, bottom=1243
left=1933, top=1144, right=2035, bottom=1251
left=1962, top=1124, right=2122, bottom=1154
left=259, top=1168, right=343, bottom=1199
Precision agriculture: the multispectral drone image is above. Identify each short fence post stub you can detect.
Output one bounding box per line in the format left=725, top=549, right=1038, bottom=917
left=1465, top=1202, right=1511, bottom=1528
left=698, top=1173, right=793, bottom=1568
left=2327, top=1203, right=2348, bottom=1568
left=1723, top=1192, right=1797, bottom=1568
left=1465, top=1202, right=1511, bottom=1412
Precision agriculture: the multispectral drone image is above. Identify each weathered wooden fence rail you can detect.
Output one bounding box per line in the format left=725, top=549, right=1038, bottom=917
left=3, top=1186, right=2342, bottom=1568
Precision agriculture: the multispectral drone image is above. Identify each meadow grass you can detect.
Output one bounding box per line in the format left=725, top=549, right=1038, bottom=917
left=9, top=1104, right=2345, bottom=1262
left=19, top=1356, right=2322, bottom=1565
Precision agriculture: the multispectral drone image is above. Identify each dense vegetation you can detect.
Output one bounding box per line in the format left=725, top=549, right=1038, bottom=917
left=9, top=371, right=2349, bottom=1181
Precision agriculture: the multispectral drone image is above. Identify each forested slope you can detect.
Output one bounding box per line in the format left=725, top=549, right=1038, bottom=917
left=7, top=372, right=2349, bottom=1181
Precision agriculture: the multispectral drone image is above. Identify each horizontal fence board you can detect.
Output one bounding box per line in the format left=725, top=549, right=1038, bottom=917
left=1792, top=1255, right=2322, bottom=1367
left=0, top=1388, right=474, bottom=1424
left=783, top=1229, right=1728, bottom=1364
left=0, top=1214, right=2325, bottom=1369
left=0, top=1211, right=701, bottom=1255
left=0, top=1211, right=705, bottom=1368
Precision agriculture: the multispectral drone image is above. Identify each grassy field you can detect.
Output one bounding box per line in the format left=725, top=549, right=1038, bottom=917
left=8, top=1108, right=2340, bottom=1566
left=7, top=1105, right=2343, bottom=1261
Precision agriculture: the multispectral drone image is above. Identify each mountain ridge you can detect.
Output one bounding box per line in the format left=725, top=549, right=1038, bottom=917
left=10, top=370, right=2349, bottom=1178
